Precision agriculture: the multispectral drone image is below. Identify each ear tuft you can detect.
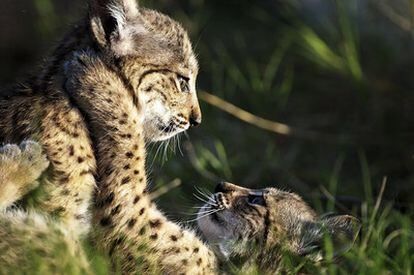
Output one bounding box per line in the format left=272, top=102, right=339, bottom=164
left=124, top=0, right=139, bottom=18
left=107, top=0, right=139, bottom=21
left=89, top=0, right=139, bottom=19
left=88, top=0, right=141, bottom=54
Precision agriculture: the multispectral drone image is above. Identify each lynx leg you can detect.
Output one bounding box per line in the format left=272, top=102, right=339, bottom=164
left=0, top=209, right=91, bottom=273
left=0, top=141, right=49, bottom=210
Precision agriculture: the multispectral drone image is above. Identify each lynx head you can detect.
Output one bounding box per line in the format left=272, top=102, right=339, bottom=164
left=88, top=0, right=201, bottom=141
left=197, top=182, right=361, bottom=268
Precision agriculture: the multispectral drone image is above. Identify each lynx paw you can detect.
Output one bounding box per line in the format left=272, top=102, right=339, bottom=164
left=18, top=141, right=50, bottom=179
left=0, top=141, right=49, bottom=192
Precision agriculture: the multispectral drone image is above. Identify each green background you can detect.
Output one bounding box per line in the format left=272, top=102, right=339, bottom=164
left=0, top=0, right=413, bottom=273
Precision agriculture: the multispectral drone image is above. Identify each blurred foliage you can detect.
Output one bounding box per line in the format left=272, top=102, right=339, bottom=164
left=0, top=0, right=413, bottom=273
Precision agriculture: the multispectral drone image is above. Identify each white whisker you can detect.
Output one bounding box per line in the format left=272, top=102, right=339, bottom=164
left=195, top=186, right=213, bottom=201
left=162, top=138, right=170, bottom=162
left=149, top=141, right=164, bottom=169
left=193, top=193, right=218, bottom=206
left=186, top=209, right=221, bottom=223
left=177, top=133, right=184, bottom=156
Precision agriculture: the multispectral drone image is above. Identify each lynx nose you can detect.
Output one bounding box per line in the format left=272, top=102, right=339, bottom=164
left=189, top=103, right=202, bottom=127
left=189, top=116, right=201, bottom=127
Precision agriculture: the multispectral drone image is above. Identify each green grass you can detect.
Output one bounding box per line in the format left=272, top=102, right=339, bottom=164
left=1, top=178, right=412, bottom=274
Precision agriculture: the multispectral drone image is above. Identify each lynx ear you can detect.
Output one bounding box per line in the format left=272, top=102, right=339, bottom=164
left=299, top=215, right=361, bottom=261
left=320, top=214, right=361, bottom=258
left=89, top=0, right=144, bottom=55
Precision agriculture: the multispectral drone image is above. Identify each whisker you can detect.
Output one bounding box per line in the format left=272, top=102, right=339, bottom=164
left=202, top=188, right=213, bottom=197
left=171, top=135, right=176, bottom=154
left=173, top=135, right=179, bottom=155
left=189, top=206, right=209, bottom=209
left=178, top=210, right=207, bottom=217
left=193, top=192, right=217, bottom=204
left=192, top=193, right=218, bottom=206
left=195, top=186, right=213, bottom=200
left=150, top=141, right=164, bottom=169
left=181, top=212, right=214, bottom=222
left=192, top=193, right=212, bottom=205
left=177, top=133, right=184, bottom=156
left=195, top=190, right=211, bottom=202
left=186, top=209, right=221, bottom=223
left=194, top=187, right=216, bottom=206
left=162, top=139, right=171, bottom=162
left=189, top=208, right=218, bottom=216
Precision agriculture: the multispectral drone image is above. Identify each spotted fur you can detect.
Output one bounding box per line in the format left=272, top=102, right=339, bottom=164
left=64, top=44, right=215, bottom=274
left=0, top=141, right=91, bottom=272
left=0, top=0, right=201, bottom=234
left=0, top=141, right=49, bottom=210
left=0, top=0, right=200, bottom=270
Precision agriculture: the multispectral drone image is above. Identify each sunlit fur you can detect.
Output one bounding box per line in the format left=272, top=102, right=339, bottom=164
left=198, top=182, right=361, bottom=271
left=0, top=0, right=201, bottom=235
left=89, top=4, right=202, bottom=142
left=0, top=141, right=49, bottom=210
left=0, top=141, right=91, bottom=273
left=0, top=0, right=201, bottom=271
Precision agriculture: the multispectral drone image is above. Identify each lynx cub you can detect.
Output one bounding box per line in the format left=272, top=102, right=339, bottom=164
left=0, top=0, right=201, bottom=271
left=0, top=0, right=200, bottom=234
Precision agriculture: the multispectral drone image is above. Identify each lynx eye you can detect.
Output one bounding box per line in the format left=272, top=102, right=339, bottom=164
left=247, top=194, right=266, bottom=206
left=177, top=75, right=190, bottom=93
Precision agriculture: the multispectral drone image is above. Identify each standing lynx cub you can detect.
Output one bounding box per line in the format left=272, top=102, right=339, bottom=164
left=0, top=0, right=200, bottom=234
left=0, top=0, right=201, bottom=271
